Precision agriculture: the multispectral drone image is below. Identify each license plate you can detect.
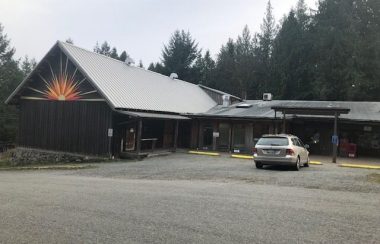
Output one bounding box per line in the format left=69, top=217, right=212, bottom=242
left=266, top=150, right=275, bottom=154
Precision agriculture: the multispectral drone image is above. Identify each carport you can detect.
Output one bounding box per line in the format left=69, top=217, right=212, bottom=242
left=271, top=105, right=350, bottom=163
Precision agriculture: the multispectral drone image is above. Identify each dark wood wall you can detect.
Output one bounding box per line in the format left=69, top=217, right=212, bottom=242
left=19, top=100, right=112, bottom=155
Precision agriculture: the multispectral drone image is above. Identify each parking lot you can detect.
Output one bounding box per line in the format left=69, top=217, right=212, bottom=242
left=0, top=153, right=379, bottom=243
left=65, top=153, right=380, bottom=193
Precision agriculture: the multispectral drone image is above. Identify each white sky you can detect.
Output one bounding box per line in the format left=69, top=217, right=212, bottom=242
left=0, top=0, right=317, bottom=66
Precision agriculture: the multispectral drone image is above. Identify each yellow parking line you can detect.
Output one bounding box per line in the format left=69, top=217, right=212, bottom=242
left=231, top=154, right=254, bottom=159
left=339, top=164, right=380, bottom=170
left=309, top=161, right=323, bottom=165
left=188, top=151, right=220, bottom=156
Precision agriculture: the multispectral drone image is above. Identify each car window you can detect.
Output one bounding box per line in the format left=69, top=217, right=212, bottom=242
left=297, top=139, right=304, bottom=147
left=256, top=137, right=289, bottom=146
left=291, top=138, right=298, bottom=146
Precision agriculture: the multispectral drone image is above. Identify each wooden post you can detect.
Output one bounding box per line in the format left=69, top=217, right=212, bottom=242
left=282, top=111, right=286, bottom=134
left=211, top=121, right=216, bottom=151
left=136, top=119, right=142, bottom=159
left=173, top=120, right=179, bottom=152
left=332, top=112, right=338, bottom=163
left=274, top=111, right=278, bottom=134
left=230, top=122, right=234, bottom=152
left=197, top=120, right=202, bottom=149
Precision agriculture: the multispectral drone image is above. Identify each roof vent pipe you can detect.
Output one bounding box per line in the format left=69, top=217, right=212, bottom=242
left=222, top=95, right=230, bottom=107
left=170, top=73, right=178, bottom=80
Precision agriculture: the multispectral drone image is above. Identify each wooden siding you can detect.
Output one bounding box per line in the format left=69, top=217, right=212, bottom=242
left=19, top=100, right=112, bottom=155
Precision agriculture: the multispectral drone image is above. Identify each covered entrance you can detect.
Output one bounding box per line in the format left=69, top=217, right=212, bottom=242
left=271, top=105, right=350, bottom=163
left=113, top=110, right=191, bottom=159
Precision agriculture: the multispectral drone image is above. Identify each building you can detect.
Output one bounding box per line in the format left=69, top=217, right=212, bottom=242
left=6, top=41, right=380, bottom=158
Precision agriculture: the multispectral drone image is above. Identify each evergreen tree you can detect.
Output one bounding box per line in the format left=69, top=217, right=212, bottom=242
left=20, top=55, right=37, bottom=77
left=193, top=50, right=216, bottom=87
left=110, top=47, right=119, bottom=59
left=312, top=0, right=363, bottom=100
left=94, top=41, right=130, bottom=62
left=235, top=25, right=255, bottom=99
left=0, top=23, right=23, bottom=142
left=257, top=0, right=277, bottom=94
left=119, top=51, right=129, bottom=62
left=155, top=30, right=200, bottom=82
left=271, top=4, right=314, bottom=100
left=138, top=60, right=144, bottom=68
left=214, top=39, right=237, bottom=95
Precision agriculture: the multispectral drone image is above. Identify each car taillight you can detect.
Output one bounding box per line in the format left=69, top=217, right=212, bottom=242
left=253, top=148, right=257, bottom=154
left=286, top=149, right=295, bottom=156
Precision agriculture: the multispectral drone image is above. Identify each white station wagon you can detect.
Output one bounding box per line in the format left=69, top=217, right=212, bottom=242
left=253, top=134, right=310, bottom=171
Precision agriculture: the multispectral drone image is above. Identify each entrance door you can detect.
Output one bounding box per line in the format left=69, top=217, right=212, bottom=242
left=218, top=123, right=230, bottom=151
left=202, top=124, right=213, bottom=149
left=125, top=127, right=136, bottom=151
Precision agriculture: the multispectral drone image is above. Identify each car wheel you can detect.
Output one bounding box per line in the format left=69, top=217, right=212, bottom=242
left=304, top=157, right=310, bottom=167
left=294, top=157, right=300, bottom=171
left=255, top=162, right=263, bottom=169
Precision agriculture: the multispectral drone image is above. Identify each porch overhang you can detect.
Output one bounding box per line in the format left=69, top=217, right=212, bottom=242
left=116, top=110, right=190, bottom=120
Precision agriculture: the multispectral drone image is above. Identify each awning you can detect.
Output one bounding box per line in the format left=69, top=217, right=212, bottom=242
left=271, top=105, right=350, bottom=116
left=116, top=110, right=190, bottom=120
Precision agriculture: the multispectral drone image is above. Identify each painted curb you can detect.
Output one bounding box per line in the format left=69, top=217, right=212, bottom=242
left=231, top=154, right=254, bottom=159
left=309, top=161, right=323, bottom=165
left=188, top=151, right=220, bottom=156
left=339, top=164, right=380, bottom=170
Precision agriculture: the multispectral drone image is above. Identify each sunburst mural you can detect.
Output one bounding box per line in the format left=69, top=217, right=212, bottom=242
left=25, top=53, right=98, bottom=101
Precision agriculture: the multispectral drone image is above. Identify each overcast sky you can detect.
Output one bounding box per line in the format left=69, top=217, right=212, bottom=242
left=0, top=0, right=317, bottom=66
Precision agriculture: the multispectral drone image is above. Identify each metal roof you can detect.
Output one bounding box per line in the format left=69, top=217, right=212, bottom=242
left=271, top=105, right=350, bottom=116
left=6, top=41, right=217, bottom=113
left=196, top=100, right=380, bottom=122
left=116, top=110, right=190, bottom=120
left=58, top=41, right=217, bottom=113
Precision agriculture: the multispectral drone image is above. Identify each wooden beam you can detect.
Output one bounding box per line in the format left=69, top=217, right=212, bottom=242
left=332, top=112, right=338, bottom=163
left=282, top=111, right=286, bottom=133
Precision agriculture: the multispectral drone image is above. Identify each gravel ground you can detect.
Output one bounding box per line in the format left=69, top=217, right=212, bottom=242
left=60, top=153, right=380, bottom=193
left=0, top=153, right=379, bottom=243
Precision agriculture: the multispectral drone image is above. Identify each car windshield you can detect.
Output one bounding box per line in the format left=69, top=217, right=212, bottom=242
left=256, top=137, right=289, bottom=146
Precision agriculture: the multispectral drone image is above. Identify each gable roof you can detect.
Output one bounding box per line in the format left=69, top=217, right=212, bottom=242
left=197, top=100, right=380, bottom=123
left=6, top=41, right=217, bottom=114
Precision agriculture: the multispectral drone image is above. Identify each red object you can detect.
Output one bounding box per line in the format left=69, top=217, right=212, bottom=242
left=347, top=143, right=357, bottom=158
left=286, top=149, right=295, bottom=156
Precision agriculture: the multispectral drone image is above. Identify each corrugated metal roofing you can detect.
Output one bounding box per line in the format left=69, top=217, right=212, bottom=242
left=58, top=41, right=217, bottom=114
left=199, top=100, right=380, bottom=122
left=117, top=110, right=190, bottom=120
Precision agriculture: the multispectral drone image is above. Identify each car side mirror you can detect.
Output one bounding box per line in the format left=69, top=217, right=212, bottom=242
left=304, top=144, right=310, bottom=149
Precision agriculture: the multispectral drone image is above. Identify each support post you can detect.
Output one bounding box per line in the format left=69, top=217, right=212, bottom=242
left=332, top=112, right=338, bottom=163
left=173, top=120, right=179, bottom=152
left=197, top=120, right=202, bottom=149
left=136, top=119, right=142, bottom=159
left=229, top=122, right=234, bottom=152
left=274, top=110, right=278, bottom=134
left=212, top=121, right=217, bottom=151
left=282, top=111, right=286, bottom=134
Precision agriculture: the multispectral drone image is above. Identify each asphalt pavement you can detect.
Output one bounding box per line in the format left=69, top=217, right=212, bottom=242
left=0, top=153, right=379, bottom=243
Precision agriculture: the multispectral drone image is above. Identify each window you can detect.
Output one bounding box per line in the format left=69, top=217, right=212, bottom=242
left=297, top=139, right=304, bottom=147
left=257, top=137, right=289, bottom=146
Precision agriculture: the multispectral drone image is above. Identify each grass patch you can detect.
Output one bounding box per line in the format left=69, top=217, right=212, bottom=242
left=367, top=173, right=380, bottom=184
